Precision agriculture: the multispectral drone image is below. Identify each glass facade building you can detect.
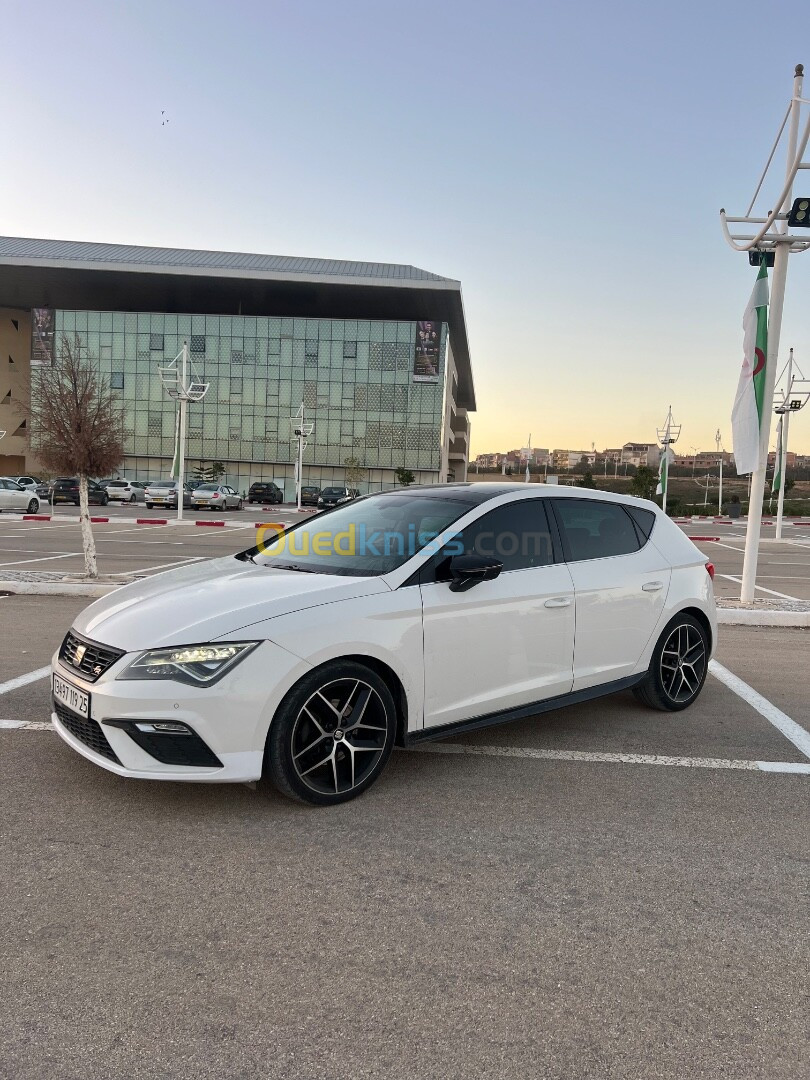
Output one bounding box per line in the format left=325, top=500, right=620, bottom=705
left=50, top=310, right=447, bottom=495
left=0, top=236, right=474, bottom=492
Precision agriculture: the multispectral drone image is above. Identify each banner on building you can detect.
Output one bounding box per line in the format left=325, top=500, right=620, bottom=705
left=413, top=320, right=440, bottom=382
left=31, top=308, right=55, bottom=366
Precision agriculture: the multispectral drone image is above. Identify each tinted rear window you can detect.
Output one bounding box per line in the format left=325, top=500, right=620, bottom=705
left=625, top=504, right=656, bottom=541
left=552, top=499, right=641, bottom=561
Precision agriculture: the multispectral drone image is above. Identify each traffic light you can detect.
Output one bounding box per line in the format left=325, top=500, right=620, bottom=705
left=787, top=197, right=810, bottom=226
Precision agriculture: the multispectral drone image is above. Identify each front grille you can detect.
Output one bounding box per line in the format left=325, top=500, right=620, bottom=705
left=53, top=700, right=120, bottom=764
left=59, top=630, right=124, bottom=683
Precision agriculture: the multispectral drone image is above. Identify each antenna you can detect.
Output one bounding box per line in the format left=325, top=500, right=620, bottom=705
left=655, top=406, right=681, bottom=515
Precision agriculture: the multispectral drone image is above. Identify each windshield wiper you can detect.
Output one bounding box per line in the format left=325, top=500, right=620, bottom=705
left=270, top=562, right=320, bottom=573
left=234, top=551, right=256, bottom=563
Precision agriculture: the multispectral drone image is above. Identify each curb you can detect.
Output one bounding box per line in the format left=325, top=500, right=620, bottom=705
left=196, top=520, right=225, bottom=527
left=689, top=536, right=720, bottom=542
left=0, top=580, right=123, bottom=597
left=135, top=518, right=168, bottom=525
left=717, top=608, right=810, bottom=627
left=22, top=514, right=51, bottom=521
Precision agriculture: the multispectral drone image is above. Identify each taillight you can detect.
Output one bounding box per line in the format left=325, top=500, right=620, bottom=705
left=705, top=562, right=715, bottom=581
left=212, top=492, right=220, bottom=498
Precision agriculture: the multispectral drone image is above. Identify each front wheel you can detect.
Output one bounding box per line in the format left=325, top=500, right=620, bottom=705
left=633, top=613, right=709, bottom=712
left=236, top=499, right=243, bottom=510
left=264, top=661, right=397, bottom=806
left=27, top=499, right=38, bottom=514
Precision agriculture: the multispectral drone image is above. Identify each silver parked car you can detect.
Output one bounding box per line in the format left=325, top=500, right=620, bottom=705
left=190, top=483, right=243, bottom=510
left=144, top=480, right=194, bottom=509
left=0, top=477, right=41, bottom=513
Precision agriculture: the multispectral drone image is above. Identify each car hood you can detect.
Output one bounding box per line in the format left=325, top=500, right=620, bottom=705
left=72, top=557, right=391, bottom=651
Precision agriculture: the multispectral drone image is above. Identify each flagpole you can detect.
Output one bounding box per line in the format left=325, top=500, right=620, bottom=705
left=739, top=63, right=803, bottom=603
left=716, top=428, right=723, bottom=514
left=775, top=350, right=793, bottom=539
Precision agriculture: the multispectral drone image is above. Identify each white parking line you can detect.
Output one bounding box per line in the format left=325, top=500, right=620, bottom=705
left=717, top=574, right=803, bottom=602
left=708, top=659, right=810, bottom=760
left=0, top=667, right=51, bottom=695
left=411, top=743, right=810, bottom=774
left=0, top=553, right=81, bottom=567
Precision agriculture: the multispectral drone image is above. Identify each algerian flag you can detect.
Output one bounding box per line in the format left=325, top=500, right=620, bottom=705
left=732, top=261, right=769, bottom=475
left=772, top=415, right=783, bottom=495
left=170, top=407, right=181, bottom=479
left=656, top=446, right=674, bottom=496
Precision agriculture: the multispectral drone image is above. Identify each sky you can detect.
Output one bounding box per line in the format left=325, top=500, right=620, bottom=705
left=2, top=0, right=809, bottom=456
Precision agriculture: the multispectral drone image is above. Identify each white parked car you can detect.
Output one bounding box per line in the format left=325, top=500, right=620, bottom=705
left=106, top=480, right=148, bottom=503
left=50, top=485, right=716, bottom=806
left=0, top=477, right=40, bottom=513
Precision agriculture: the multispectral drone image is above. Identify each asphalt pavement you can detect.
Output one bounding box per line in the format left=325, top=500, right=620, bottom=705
left=1, top=594, right=808, bottom=1079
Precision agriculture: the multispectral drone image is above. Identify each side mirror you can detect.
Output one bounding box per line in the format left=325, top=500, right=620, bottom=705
left=447, top=553, right=503, bottom=592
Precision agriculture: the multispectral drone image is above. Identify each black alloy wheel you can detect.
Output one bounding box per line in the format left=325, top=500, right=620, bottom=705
left=27, top=499, right=38, bottom=514
left=265, top=661, right=397, bottom=805
left=633, top=613, right=709, bottom=712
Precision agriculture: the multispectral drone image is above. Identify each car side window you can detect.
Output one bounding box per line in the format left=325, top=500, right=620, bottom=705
left=423, top=499, right=555, bottom=583
left=552, top=499, right=641, bottom=562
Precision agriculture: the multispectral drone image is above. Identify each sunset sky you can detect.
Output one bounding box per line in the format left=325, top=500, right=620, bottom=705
left=2, top=0, right=809, bottom=456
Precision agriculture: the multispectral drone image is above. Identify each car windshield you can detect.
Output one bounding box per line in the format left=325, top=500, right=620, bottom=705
left=243, top=493, right=474, bottom=577
left=322, top=488, right=346, bottom=497
left=196, top=483, right=219, bottom=491
left=108, top=481, right=127, bottom=487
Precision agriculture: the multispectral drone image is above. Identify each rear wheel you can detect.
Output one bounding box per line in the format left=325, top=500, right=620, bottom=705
left=264, top=661, right=397, bottom=806
left=633, top=613, right=709, bottom=712
left=145, top=502, right=153, bottom=509
left=27, top=499, right=38, bottom=513
left=129, top=494, right=136, bottom=503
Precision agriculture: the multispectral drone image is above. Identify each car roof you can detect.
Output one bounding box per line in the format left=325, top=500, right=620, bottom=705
left=370, top=482, right=657, bottom=511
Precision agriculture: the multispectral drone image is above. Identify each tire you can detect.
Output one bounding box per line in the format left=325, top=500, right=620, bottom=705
left=27, top=499, right=38, bottom=514
left=236, top=499, right=243, bottom=510
left=129, top=494, right=136, bottom=503
left=146, top=503, right=153, bottom=509
left=101, top=495, right=108, bottom=506
left=264, top=660, right=397, bottom=806
left=632, top=613, right=709, bottom=712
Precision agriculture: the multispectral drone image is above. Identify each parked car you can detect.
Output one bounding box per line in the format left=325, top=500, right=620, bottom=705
left=0, top=477, right=41, bottom=513
left=49, top=484, right=716, bottom=807
left=14, top=476, right=50, bottom=499
left=300, top=485, right=320, bottom=507
left=50, top=478, right=109, bottom=506
left=317, top=486, right=358, bottom=509
left=191, top=483, right=243, bottom=510
left=248, top=481, right=284, bottom=504
left=106, top=480, right=148, bottom=503
left=145, top=480, right=194, bottom=510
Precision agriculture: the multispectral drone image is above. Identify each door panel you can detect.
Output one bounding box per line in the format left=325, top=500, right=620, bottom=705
left=551, top=498, right=671, bottom=690
left=419, top=497, right=575, bottom=729
left=421, top=564, right=576, bottom=728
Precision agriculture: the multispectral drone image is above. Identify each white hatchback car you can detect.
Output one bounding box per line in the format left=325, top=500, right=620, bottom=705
left=50, top=484, right=716, bottom=806
left=106, top=480, right=147, bottom=503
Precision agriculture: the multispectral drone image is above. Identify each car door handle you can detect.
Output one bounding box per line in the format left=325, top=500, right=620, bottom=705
left=642, top=581, right=664, bottom=592
left=544, top=597, right=572, bottom=608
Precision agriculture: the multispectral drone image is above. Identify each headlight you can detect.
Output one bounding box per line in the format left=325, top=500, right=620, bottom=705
left=118, top=642, right=260, bottom=686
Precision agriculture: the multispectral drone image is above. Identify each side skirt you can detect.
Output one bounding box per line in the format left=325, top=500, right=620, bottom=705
left=405, top=673, right=646, bottom=746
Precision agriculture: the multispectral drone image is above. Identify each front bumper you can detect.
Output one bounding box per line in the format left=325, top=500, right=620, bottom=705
left=51, top=638, right=307, bottom=783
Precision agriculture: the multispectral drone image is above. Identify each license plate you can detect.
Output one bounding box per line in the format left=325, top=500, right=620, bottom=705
left=53, top=672, right=90, bottom=718
left=153, top=498, right=165, bottom=503
left=198, top=500, right=209, bottom=505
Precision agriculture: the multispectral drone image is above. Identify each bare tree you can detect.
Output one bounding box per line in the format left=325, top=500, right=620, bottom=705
left=27, top=335, right=126, bottom=577
left=343, top=455, right=365, bottom=491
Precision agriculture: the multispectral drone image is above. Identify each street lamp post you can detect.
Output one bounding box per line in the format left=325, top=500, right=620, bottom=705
left=716, top=429, right=724, bottom=513
left=291, top=403, right=314, bottom=511
left=158, top=342, right=210, bottom=522
left=656, top=407, right=681, bottom=516
left=720, top=63, right=810, bottom=601
left=774, top=348, right=810, bottom=538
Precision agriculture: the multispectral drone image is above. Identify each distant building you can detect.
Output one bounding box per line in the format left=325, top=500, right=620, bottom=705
left=621, top=442, right=658, bottom=467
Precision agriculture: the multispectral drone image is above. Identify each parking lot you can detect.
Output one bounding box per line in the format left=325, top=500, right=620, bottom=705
left=1, top=517, right=809, bottom=1078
